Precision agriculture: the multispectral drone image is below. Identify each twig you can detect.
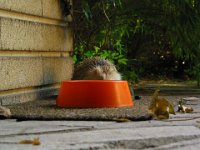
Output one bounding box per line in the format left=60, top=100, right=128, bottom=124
left=102, top=2, right=110, bottom=22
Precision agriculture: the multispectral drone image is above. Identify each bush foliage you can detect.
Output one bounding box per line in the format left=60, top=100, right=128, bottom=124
left=71, top=0, right=200, bottom=85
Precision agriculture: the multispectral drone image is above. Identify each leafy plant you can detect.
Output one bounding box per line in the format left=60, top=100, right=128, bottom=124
left=72, top=0, right=200, bottom=81
left=190, top=63, right=200, bottom=86
left=122, top=70, right=138, bottom=84
left=73, top=44, right=127, bottom=65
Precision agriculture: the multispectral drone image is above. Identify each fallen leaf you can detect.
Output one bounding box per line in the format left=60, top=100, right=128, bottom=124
left=177, top=100, right=194, bottom=113
left=0, top=106, right=11, bottom=119
left=185, top=107, right=194, bottom=113
left=154, top=109, right=170, bottom=120
left=149, top=89, right=175, bottom=120
left=19, top=138, right=40, bottom=145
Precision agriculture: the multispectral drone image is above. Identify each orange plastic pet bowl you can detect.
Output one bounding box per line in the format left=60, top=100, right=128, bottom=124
left=56, top=80, right=133, bottom=108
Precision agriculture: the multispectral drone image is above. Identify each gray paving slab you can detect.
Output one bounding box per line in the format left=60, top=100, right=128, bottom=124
left=0, top=120, right=113, bottom=135
left=0, top=121, right=93, bottom=136
left=0, top=126, right=200, bottom=150
left=149, top=138, right=200, bottom=150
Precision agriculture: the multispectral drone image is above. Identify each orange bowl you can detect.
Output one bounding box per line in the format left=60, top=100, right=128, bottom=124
left=56, top=80, right=133, bottom=108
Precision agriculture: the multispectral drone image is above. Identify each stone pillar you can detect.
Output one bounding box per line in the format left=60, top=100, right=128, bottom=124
left=0, top=0, right=73, bottom=105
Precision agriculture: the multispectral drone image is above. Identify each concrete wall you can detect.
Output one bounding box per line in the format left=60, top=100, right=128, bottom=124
left=0, top=0, right=73, bottom=105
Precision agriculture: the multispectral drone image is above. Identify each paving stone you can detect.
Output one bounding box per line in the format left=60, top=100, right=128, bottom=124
left=0, top=120, right=112, bottom=129
left=183, top=97, right=200, bottom=105
left=149, top=137, right=200, bottom=150
left=183, top=97, right=200, bottom=101
left=0, top=119, right=198, bottom=135
left=0, top=126, right=200, bottom=150
left=0, top=122, right=93, bottom=136
left=0, top=145, right=47, bottom=150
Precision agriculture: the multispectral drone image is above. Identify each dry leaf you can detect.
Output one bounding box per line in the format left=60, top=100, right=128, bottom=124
left=0, top=106, right=11, bottom=119
left=149, top=89, right=175, bottom=120
left=19, top=138, right=40, bottom=145
left=177, top=100, right=194, bottom=113
left=154, top=109, right=170, bottom=120
left=185, top=107, right=194, bottom=113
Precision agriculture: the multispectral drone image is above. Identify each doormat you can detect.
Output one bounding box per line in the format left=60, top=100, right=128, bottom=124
left=7, top=96, right=182, bottom=121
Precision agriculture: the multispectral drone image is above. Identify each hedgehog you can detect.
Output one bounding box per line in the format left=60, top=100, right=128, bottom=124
left=72, top=57, right=121, bottom=80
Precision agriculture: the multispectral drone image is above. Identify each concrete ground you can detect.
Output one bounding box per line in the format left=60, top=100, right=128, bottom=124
left=0, top=96, right=200, bottom=150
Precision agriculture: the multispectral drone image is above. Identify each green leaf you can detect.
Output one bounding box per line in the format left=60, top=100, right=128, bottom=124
left=84, top=50, right=95, bottom=57
left=118, top=58, right=128, bottom=65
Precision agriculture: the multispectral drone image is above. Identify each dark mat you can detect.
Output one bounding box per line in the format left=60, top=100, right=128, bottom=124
left=7, top=95, right=183, bottom=121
